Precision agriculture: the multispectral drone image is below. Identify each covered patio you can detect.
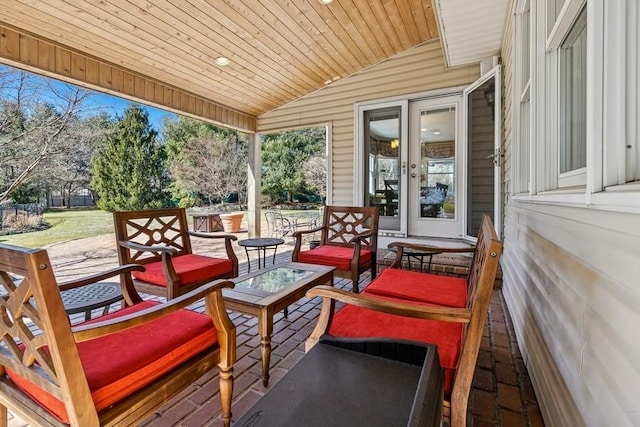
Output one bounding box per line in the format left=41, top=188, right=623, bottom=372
left=7, top=234, right=543, bottom=426
left=2, top=1, right=639, bottom=426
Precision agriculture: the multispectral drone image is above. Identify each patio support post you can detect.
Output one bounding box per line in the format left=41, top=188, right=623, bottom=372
left=247, top=133, right=262, bottom=238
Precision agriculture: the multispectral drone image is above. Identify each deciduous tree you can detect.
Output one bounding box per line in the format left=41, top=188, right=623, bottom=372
left=164, top=116, right=248, bottom=206
left=0, top=69, right=96, bottom=203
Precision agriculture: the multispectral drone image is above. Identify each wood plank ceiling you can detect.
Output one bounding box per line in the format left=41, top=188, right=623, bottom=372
left=0, top=1, right=439, bottom=131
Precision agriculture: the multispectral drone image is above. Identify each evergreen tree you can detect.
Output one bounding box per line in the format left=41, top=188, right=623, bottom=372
left=90, top=104, right=170, bottom=211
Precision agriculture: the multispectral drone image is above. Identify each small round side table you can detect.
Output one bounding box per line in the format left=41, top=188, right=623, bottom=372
left=238, top=238, right=285, bottom=272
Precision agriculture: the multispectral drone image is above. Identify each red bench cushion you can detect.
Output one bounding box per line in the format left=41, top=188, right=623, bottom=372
left=133, top=254, right=233, bottom=287
left=363, top=268, right=468, bottom=308
left=7, top=301, right=217, bottom=423
left=298, top=246, right=372, bottom=271
left=327, top=300, right=463, bottom=395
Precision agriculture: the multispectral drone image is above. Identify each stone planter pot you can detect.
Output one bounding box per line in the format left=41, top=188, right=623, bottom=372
left=219, top=213, right=244, bottom=233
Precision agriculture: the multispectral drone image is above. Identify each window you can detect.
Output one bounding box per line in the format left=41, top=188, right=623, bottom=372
left=559, top=8, right=587, bottom=177
left=513, top=0, right=531, bottom=194
left=546, top=0, right=587, bottom=188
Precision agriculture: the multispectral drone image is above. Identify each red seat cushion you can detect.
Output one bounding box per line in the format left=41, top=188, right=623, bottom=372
left=363, top=268, right=468, bottom=308
left=298, top=245, right=372, bottom=271
left=133, top=254, right=233, bottom=287
left=327, top=299, right=464, bottom=395
left=6, top=301, right=217, bottom=423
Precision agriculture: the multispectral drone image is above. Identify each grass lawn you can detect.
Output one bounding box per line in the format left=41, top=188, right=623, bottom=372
left=0, top=209, right=114, bottom=248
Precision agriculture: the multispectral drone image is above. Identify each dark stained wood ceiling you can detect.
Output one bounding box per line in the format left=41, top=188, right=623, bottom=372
left=0, top=0, right=439, bottom=125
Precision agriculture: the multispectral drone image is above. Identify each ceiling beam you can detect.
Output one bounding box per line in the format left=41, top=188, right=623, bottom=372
left=0, top=23, right=256, bottom=133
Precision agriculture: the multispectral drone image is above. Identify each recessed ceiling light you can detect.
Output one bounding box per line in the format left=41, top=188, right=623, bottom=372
left=432, top=129, right=441, bottom=135
left=319, top=0, right=333, bottom=4
left=421, top=128, right=428, bottom=131
left=215, top=56, right=230, bottom=66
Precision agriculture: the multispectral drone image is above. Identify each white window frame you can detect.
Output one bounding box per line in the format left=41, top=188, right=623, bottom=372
left=547, top=0, right=587, bottom=189
left=512, top=0, right=532, bottom=196
left=589, top=0, right=640, bottom=211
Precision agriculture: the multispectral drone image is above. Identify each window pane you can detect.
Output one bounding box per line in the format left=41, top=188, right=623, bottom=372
left=560, top=8, right=587, bottom=174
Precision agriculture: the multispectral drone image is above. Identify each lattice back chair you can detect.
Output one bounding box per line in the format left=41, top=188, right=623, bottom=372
left=113, top=208, right=238, bottom=300
left=292, top=206, right=379, bottom=293
left=0, top=243, right=236, bottom=427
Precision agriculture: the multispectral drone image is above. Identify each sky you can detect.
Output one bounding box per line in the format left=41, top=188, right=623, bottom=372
left=82, top=91, right=177, bottom=131
left=0, top=64, right=177, bottom=132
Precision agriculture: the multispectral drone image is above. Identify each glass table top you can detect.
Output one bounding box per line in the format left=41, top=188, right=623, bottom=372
left=234, top=267, right=315, bottom=294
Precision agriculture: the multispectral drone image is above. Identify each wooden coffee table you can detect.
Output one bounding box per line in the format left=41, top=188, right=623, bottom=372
left=223, top=262, right=334, bottom=386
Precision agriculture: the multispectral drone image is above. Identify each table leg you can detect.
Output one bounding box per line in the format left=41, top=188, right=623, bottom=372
left=271, top=245, right=278, bottom=265
left=259, top=308, right=273, bottom=387
left=244, top=247, right=251, bottom=273
left=260, top=247, right=266, bottom=269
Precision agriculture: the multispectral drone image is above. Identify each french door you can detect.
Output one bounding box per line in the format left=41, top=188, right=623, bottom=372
left=408, top=96, right=463, bottom=237
left=463, top=66, right=502, bottom=238
left=359, top=66, right=501, bottom=239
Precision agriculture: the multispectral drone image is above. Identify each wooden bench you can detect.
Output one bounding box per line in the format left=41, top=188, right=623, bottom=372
left=306, top=214, right=503, bottom=427
left=0, top=243, right=236, bottom=426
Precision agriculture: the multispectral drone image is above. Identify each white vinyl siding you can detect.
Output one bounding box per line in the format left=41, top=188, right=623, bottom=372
left=503, top=0, right=640, bottom=426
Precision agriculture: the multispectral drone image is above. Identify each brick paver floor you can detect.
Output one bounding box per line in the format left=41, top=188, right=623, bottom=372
left=7, top=216, right=545, bottom=426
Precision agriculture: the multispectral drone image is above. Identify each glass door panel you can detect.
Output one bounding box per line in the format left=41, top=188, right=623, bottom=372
left=409, top=97, right=462, bottom=238
left=364, top=107, right=402, bottom=231
left=418, top=108, right=456, bottom=219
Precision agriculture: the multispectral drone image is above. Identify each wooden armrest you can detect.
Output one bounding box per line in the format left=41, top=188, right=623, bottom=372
left=119, top=240, right=178, bottom=255
left=388, top=241, right=475, bottom=254
left=188, top=231, right=238, bottom=241
left=292, top=225, right=323, bottom=238
left=307, top=286, right=471, bottom=323
left=58, top=264, right=145, bottom=291
left=72, top=279, right=235, bottom=341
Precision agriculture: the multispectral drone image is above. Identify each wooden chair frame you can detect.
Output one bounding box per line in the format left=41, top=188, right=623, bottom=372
left=305, top=214, right=502, bottom=427
left=113, top=208, right=239, bottom=300
left=292, top=206, right=379, bottom=293
left=0, top=243, right=236, bottom=427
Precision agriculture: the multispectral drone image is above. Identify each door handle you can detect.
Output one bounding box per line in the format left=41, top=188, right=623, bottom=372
left=486, top=148, right=503, bottom=166
left=410, top=173, right=417, bottom=178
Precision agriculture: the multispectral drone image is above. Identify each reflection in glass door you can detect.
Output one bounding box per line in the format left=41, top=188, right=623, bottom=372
left=363, top=107, right=402, bottom=231
left=417, top=108, right=456, bottom=219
